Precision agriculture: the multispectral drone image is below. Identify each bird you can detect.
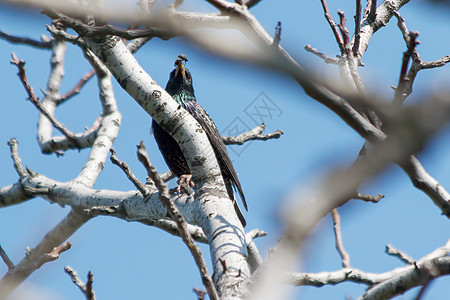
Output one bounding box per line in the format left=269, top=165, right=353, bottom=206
left=151, top=54, right=247, bottom=227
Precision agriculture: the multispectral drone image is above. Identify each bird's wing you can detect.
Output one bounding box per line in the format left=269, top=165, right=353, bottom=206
left=186, top=101, right=248, bottom=211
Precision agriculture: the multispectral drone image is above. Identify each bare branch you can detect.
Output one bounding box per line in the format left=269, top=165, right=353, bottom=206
left=65, top=266, right=96, bottom=300
left=193, top=288, right=206, bottom=300
left=420, top=56, right=450, bottom=69
left=0, top=30, right=53, bottom=49
left=417, top=239, right=450, bottom=264
left=60, top=69, right=96, bottom=103
left=46, top=24, right=87, bottom=48
left=0, top=182, right=32, bottom=208
left=393, top=11, right=450, bottom=100
left=331, top=209, right=350, bottom=268
left=0, top=241, right=72, bottom=298
left=414, top=275, right=433, bottom=300
left=110, top=148, right=152, bottom=198
left=393, top=31, right=419, bottom=106
left=222, top=124, right=283, bottom=145
left=10, top=53, right=82, bottom=148
left=386, top=244, right=415, bottom=265
left=360, top=257, right=450, bottom=300
left=245, top=229, right=266, bottom=272
left=7, top=138, right=28, bottom=179
left=286, top=240, right=450, bottom=290
left=353, top=0, right=410, bottom=60
left=337, top=10, right=351, bottom=56
left=353, top=0, right=362, bottom=56
left=0, top=245, right=15, bottom=270
left=304, top=44, right=339, bottom=65
left=44, top=10, right=179, bottom=40
left=353, top=192, right=384, bottom=203
left=138, top=141, right=219, bottom=300
left=272, top=21, right=281, bottom=47
left=320, top=0, right=345, bottom=55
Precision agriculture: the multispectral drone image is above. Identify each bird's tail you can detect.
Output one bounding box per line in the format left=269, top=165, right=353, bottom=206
left=234, top=201, right=247, bottom=227
left=226, top=181, right=246, bottom=227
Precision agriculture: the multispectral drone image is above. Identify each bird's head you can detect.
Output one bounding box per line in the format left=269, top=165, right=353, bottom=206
left=166, top=54, right=195, bottom=97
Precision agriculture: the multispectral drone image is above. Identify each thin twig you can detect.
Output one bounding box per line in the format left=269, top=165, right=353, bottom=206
left=0, top=209, right=90, bottom=299
left=222, top=124, right=283, bottom=145
left=44, top=10, right=179, bottom=40
left=60, top=69, right=96, bottom=103
left=353, top=0, right=362, bottom=56
left=272, top=22, right=281, bottom=47
left=46, top=24, right=87, bottom=48
left=245, top=229, right=267, bottom=272
left=136, top=141, right=219, bottom=300
left=320, top=0, right=345, bottom=55
left=304, top=45, right=339, bottom=64
left=0, top=30, right=53, bottom=49
left=0, top=245, right=15, bottom=270
left=331, top=209, right=351, bottom=268
left=193, top=288, right=207, bottom=300
left=337, top=10, right=351, bottom=56
left=41, top=242, right=72, bottom=265
left=353, top=192, right=384, bottom=203
left=386, top=244, right=415, bottom=265
left=109, top=148, right=151, bottom=198
left=393, top=12, right=450, bottom=101
left=393, top=31, right=419, bottom=106
left=10, top=53, right=80, bottom=147
left=65, top=266, right=96, bottom=300
left=414, top=273, right=432, bottom=300
left=7, top=138, right=28, bottom=179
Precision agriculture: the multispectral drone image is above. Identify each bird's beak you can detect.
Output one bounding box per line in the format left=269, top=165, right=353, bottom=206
left=174, top=59, right=186, bottom=78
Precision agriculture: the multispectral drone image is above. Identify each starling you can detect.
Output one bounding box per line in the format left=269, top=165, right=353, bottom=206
left=152, top=55, right=247, bottom=227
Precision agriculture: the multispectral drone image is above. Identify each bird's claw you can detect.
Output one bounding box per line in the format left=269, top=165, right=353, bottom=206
left=177, top=174, right=195, bottom=194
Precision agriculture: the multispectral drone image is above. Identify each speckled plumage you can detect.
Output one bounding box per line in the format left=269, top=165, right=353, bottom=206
left=152, top=59, right=247, bottom=227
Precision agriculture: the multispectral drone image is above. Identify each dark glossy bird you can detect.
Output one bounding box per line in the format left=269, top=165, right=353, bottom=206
left=152, top=55, right=247, bottom=227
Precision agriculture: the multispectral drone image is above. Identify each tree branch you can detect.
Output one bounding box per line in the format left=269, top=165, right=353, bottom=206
left=65, top=266, right=96, bottom=300
left=393, top=31, right=419, bottom=106
left=353, top=0, right=362, bottom=56
left=110, top=147, right=152, bottom=198
left=331, top=209, right=350, bottom=268
left=222, top=124, right=283, bottom=145
left=359, top=257, right=450, bottom=300
left=0, top=240, right=73, bottom=298
left=59, top=69, right=96, bottom=103
left=285, top=240, right=450, bottom=291
left=353, top=0, right=410, bottom=61
left=10, top=52, right=85, bottom=151
left=320, top=0, right=345, bottom=55
left=304, top=44, right=339, bottom=65
left=386, top=243, right=415, bottom=265
left=0, top=30, right=53, bottom=48
left=137, top=142, right=219, bottom=300
left=0, top=245, right=15, bottom=270
left=353, top=192, right=384, bottom=203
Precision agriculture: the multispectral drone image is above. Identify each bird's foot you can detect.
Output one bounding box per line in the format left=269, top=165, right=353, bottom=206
left=177, top=174, right=195, bottom=194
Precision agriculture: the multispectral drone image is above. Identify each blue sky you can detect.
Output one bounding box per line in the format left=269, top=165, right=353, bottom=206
left=0, top=1, right=449, bottom=299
